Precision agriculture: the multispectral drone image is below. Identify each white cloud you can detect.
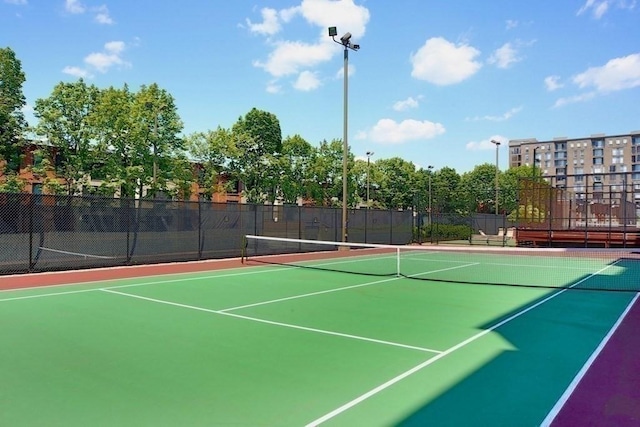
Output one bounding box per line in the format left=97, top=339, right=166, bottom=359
left=573, top=53, right=640, bottom=92
left=393, top=96, right=421, bottom=112
left=553, top=92, right=597, bottom=108
left=62, top=66, right=91, bottom=78
left=94, top=5, right=114, bottom=24
left=247, top=0, right=370, bottom=93
left=577, top=0, right=636, bottom=19
left=290, top=0, right=369, bottom=38
left=488, top=42, right=521, bottom=69
left=544, top=75, right=564, bottom=91
left=65, top=0, right=85, bottom=14
left=266, top=82, right=282, bottom=94
left=552, top=53, right=640, bottom=107
left=246, top=8, right=281, bottom=36
left=410, top=37, right=482, bottom=85
left=364, top=119, right=445, bottom=144
left=293, top=70, right=321, bottom=91
left=506, top=20, right=519, bottom=30
left=466, top=136, right=507, bottom=151
left=253, top=40, right=334, bottom=78
left=467, top=106, right=523, bottom=122
left=64, top=41, right=129, bottom=77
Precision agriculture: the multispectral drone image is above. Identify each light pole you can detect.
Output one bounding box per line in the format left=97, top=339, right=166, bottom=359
left=366, top=151, right=374, bottom=208
left=491, top=139, right=501, bottom=215
left=329, top=26, right=360, bottom=243
left=146, top=101, right=165, bottom=199
left=427, top=165, right=433, bottom=225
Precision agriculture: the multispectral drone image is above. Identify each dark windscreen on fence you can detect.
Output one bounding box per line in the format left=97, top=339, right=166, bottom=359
left=0, top=194, right=414, bottom=275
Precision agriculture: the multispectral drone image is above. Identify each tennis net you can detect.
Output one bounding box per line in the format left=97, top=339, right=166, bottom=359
left=242, top=235, right=640, bottom=292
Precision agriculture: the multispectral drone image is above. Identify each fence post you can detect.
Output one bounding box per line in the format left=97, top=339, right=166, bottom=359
left=28, top=193, right=34, bottom=272
left=198, top=199, right=202, bottom=260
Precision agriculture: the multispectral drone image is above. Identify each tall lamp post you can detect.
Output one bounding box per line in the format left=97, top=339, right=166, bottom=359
left=366, top=151, right=374, bottom=208
left=491, top=139, right=501, bottom=215
left=427, top=165, right=434, bottom=225
left=329, top=26, right=360, bottom=243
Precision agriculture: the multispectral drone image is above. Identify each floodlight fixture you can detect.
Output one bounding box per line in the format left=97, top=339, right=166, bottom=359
left=328, top=26, right=337, bottom=37
left=340, top=32, right=352, bottom=44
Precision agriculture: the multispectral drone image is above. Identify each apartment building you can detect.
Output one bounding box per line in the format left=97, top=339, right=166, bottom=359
left=510, top=131, right=640, bottom=220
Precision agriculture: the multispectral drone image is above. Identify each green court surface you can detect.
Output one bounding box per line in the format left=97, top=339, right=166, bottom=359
left=0, top=249, right=637, bottom=426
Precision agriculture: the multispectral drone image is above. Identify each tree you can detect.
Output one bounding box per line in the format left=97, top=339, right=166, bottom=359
left=501, top=165, right=536, bottom=216
left=279, top=134, right=314, bottom=204
left=185, top=127, right=236, bottom=198
left=88, top=85, right=139, bottom=198
left=0, top=47, right=27, bottom=173
left=231, top=108, right=282, bottom=203
left=88, top=83, right=185, bottom=199
left=307, top=139, right=349, bottom=206
left=458, top=163, right=500, bottom=213
left=34, top=79, right=100, bottom=195
left=376, top=157, right=418, bottom=210
left=132, top=83, right=185, bottom=198
left=432, top=167, right=462, bottom=213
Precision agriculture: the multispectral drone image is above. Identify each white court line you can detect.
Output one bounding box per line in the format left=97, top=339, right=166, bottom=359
left=540, top=292, right=640, bottom=426
left=100, top=288, right=442, bottom=354
left=402, top=256, right=604, bottom=271
left=0, top=267, right=290, bottom=302
left=219, top=276, right=400, bottom=312
left=304, top=260, right=621, bottom=426
left=220, top=262, right=479, bottom=313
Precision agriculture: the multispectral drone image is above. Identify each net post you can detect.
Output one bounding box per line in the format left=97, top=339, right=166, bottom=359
left=396, top=247, right=401, bottom=277
left=241, top=234, right=247, bottom=264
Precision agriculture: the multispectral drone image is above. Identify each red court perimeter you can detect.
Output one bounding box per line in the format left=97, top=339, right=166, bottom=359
left=2, top=258, right=639, bottom=426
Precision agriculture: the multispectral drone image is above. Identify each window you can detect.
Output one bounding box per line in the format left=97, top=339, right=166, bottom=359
left=592, top=139, right=604, bottom=148
left=594, top=158, right=603, bottom=165
left=610, top=165, right=617, bottom=173
left=593, top=149, right=604, bottom=157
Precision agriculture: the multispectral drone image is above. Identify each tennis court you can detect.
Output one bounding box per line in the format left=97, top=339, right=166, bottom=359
left=1, top=237, right=639, bottom=426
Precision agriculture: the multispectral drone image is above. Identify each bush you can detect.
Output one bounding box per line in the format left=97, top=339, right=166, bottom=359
left=417, top=223, right=472, bottom=241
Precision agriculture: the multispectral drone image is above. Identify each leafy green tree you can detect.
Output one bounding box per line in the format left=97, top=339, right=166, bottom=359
left=89, top=85, right=140, bottom=198
left=132, top=83, right=185, bottom=198
left=432, top=167, right=462, bottom=213
left=0, top=47, right=27, bottom=174
left=185, top=127, right=236, bottom=198
left=231, top=108, right=282, bottom=203
left=376, top=157, right=418, bottom=210
left=458, top=163, right=500, bottom=213
left=501, top=165, right=536, bottom=216
left=279, top=134, right=314, bottom=204
left=307, top=139, right=350, bottom=206
left=88, top=84, right=185, bottom=199
left=34, top=79, right=100, bottom=195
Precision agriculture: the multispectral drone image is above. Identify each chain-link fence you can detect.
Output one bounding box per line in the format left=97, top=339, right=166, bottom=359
left=516, top=173, right=640, bottom=247
left=0, top=194, right=414, bottom=275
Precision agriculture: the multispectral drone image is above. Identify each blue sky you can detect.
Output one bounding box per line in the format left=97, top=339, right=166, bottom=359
left=3, top=0, right=640, bottom=173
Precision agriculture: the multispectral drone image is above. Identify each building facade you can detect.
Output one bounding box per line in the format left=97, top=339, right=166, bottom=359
left=509, top=131, right=640, bottom=225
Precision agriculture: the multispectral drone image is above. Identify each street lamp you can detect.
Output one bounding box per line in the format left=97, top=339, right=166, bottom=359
left=366, top=151, right=374, bottom=208
left=491, top=139, right=501, bottom=215
left=329, top=26, right=360, bottom=243
left=427, top=165, right=434, bottom=225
